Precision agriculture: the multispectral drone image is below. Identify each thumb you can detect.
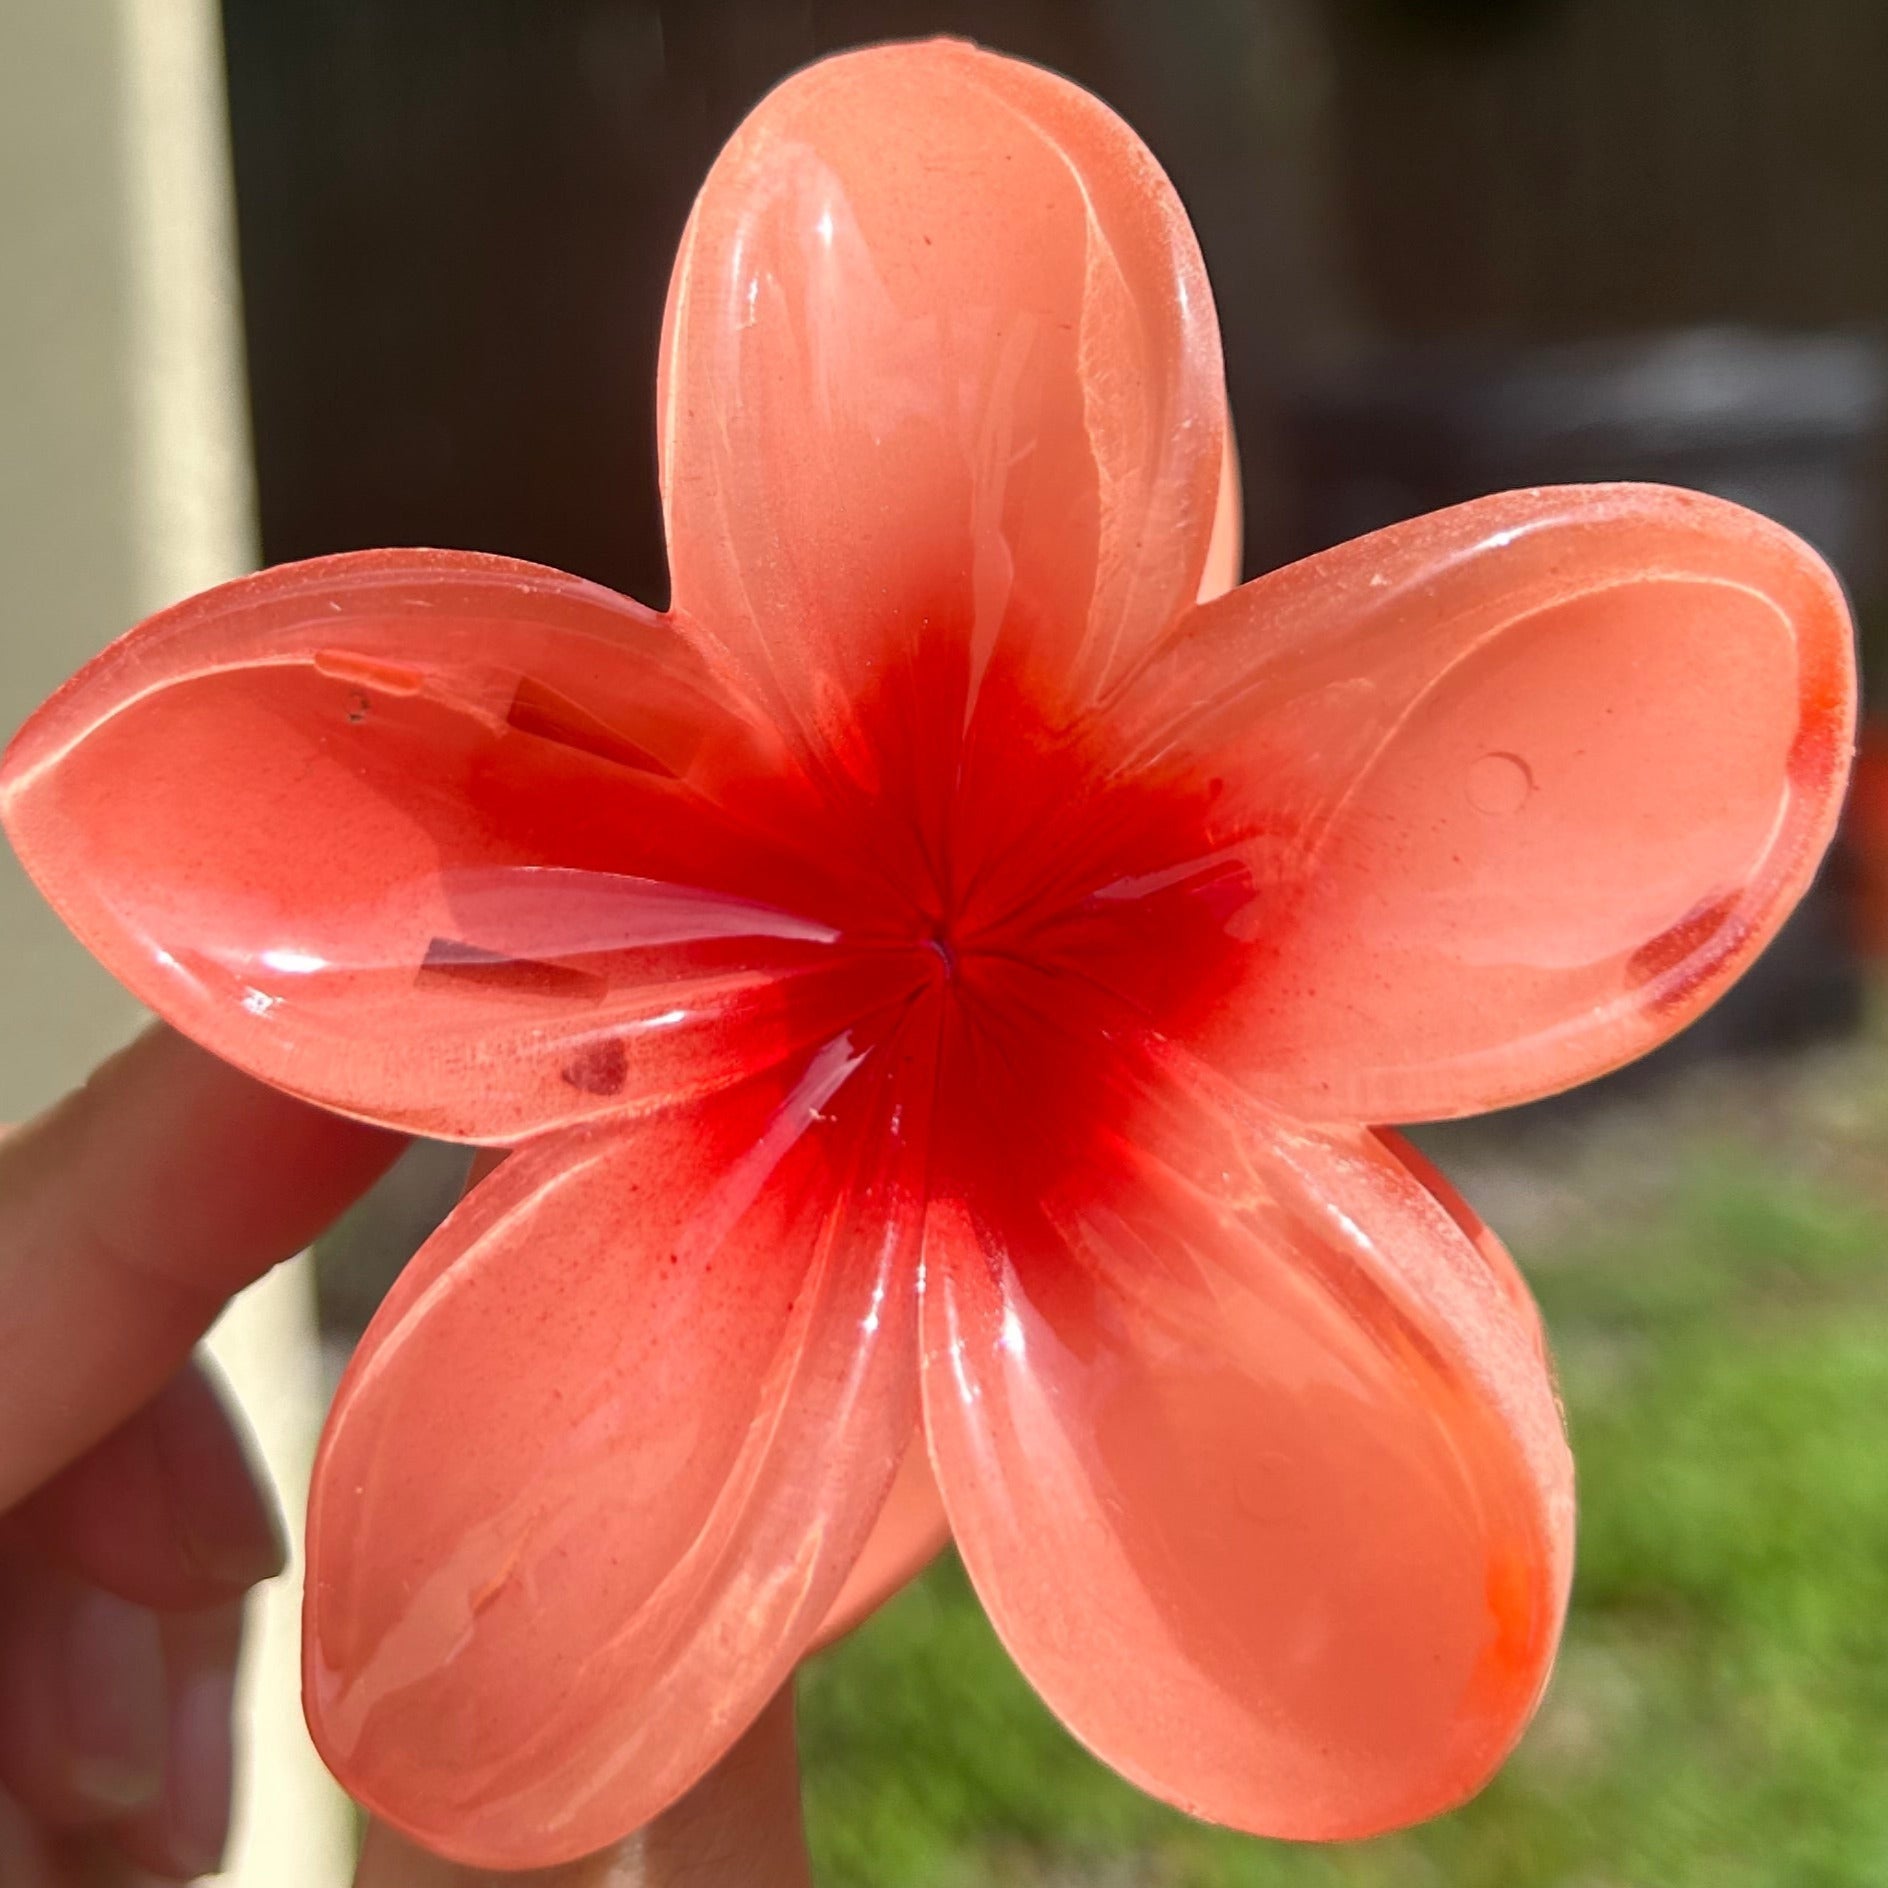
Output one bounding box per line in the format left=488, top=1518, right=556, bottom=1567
left=351, top=1683, right=812, bottom=1888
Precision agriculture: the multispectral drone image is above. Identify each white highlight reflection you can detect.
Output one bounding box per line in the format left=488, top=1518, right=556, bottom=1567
left=259, top=947, right=328, bottom=975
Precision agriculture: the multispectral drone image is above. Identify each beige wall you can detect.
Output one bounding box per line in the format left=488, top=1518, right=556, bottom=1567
left=1, top=2, right=147, bottom=1118
left=1, top=5, right=350, bottom=1882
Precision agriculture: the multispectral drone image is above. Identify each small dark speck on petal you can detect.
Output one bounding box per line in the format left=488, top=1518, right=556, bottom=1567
left=561, top=1038, right=628, bottom=1095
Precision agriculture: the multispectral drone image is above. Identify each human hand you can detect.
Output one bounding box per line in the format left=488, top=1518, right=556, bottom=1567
left=0, top=1025, right=400, bottom=1883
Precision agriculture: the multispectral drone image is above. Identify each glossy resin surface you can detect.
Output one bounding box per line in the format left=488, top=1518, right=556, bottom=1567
left=0, top=36, right=1855, bottom=1872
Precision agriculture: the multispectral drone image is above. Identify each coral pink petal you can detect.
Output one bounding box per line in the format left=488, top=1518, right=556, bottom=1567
left=306, top=1020, right=931, bottom=1869
left=811, top=1424, right=951, bottom=1650
left=1119, top=484, right=1856, bottom=1120
left=657, top=38, right=1225, bottom=739
left=921, top=1033, right=1573, bottom=1841
left=0, top=549, right=905, bottom=1141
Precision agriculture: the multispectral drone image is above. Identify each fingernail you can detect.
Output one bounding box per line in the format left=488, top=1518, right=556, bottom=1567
left=156, top=1375, right=290, bottom=1590
left=62, top=1589, right=166, bottom=1811
left=165, top=1669, right=235, bottom=1876
left=185, top=1484, right=289, bottom=1590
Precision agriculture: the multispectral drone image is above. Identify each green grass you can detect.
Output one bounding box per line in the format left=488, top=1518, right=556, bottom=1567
left=799, top=1152, right=1888, bottom=1887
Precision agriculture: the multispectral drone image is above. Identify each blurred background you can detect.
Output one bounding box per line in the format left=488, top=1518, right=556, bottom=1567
left=6, top=1, right=1888, bottom=1883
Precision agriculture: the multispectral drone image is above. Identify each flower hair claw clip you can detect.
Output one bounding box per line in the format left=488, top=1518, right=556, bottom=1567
left=0, top=37, right=1855, bottom=1871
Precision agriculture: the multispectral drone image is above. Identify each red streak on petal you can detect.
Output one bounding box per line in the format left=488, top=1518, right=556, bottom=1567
left=1624, top=891, right=1747, bottom=1009
left=1464, top=1535, right=1551, bottom=1720
left=1787, top=677, right=1849, bottom=799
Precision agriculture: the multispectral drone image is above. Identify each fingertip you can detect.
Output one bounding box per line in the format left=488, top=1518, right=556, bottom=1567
left=0, top=1566, right=164, bottom=1826
left=111, top=1604, right=242, bottom=1883
left=146, top=1668, right=235, bottom=1880
left=18, top=1359, right=286, bottom=1610
left=61, top=1589, right=168, bottom=1818
left=357, top=1820, right=645, bottom=1886
left=0, top=1023, right=404, bottom=1516
left=158, top=1361, right=289, bottom=1594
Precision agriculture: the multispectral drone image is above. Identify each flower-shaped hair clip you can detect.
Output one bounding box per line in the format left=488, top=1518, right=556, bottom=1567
left=0, top=37, right=1854, bottom=1872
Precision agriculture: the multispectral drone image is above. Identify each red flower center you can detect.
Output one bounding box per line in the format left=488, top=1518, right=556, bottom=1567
left=778, top=616, right=1259, bottom=1202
